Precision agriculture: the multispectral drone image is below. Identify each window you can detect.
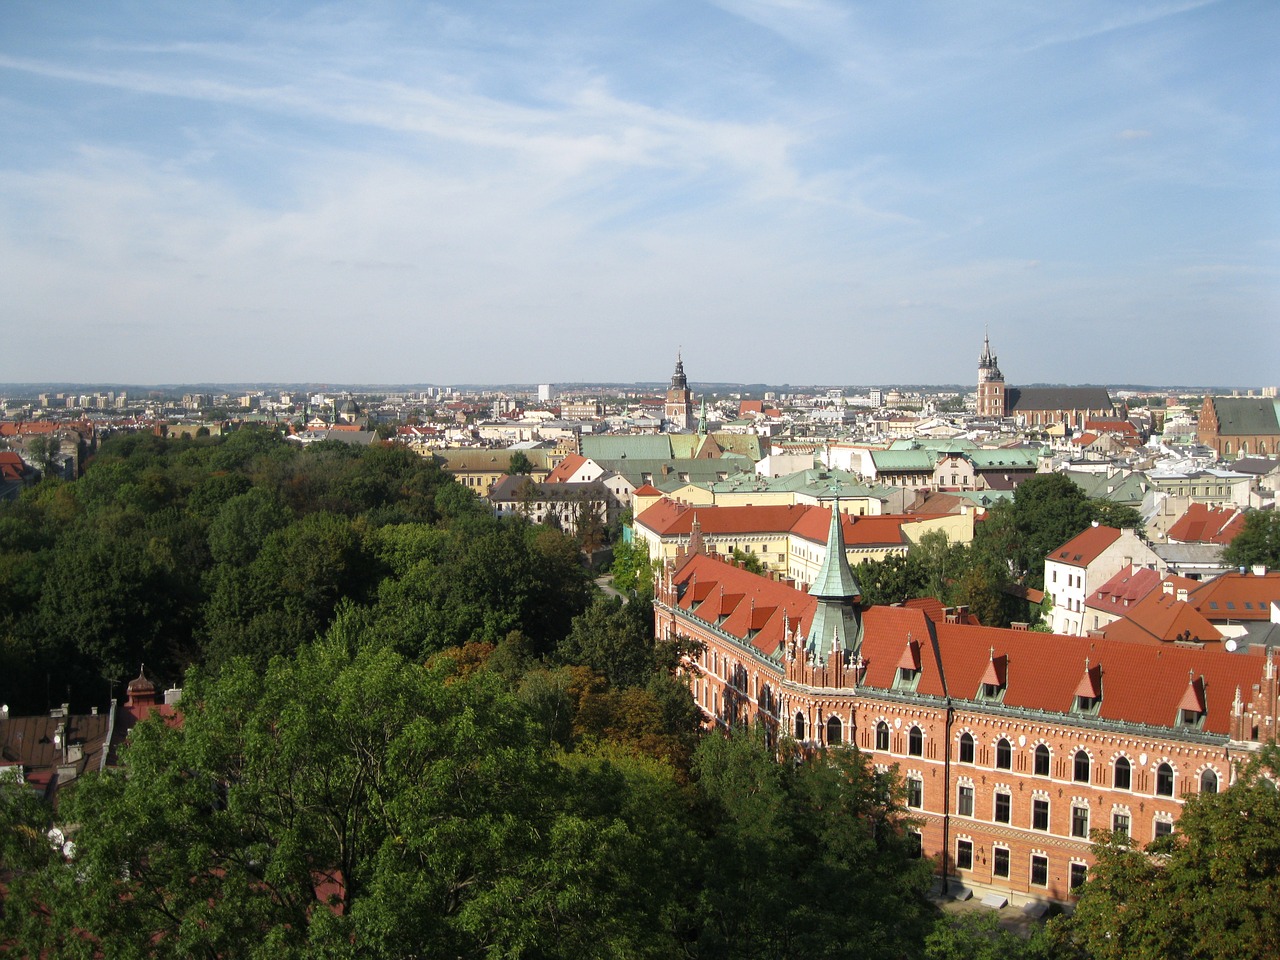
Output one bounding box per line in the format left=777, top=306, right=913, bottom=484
left=1075, top=694, right=1101, bottom=715
left=1070, top=862, right=1088, bottom=891
left=957, top=784, right=974, bottom=817
left=794, top=712, right=806, bottom=740
left=1034, top=744, right=1050, bottom=776
left=875, top=721, right=889, bottom=751
left=908, top=726, right=923, bottom=757
left=1114, top=756, right=1131, bottom=790
left=1032, top=798, right=1049, bottom=831
left=907, top=778, right=923, bottom=809
left=1201, top=769, right=1219, bottom=794
left=894, top=667, right=921, bottom=692
left=993, top=847, right=1010, bottom=878
left=995, top=738, right=1012, bottom=770
left=994, top=791, right=1011, bottom=824
left=1030, top=854, right=1048, bottom=887
left=1113, top=812, right=1130, bottom=838
left=1071, top=806, right=1090, bottom=839
left=1156, top=762, right=1175, bottom=797
left=1179, top=708, right=1204, bottom=729
left=1073, top=750, right=1091, bottom=784
left=959, top=732, right=975, bottom=764
left=826, top=716, right=842, bottom=746
left=908, top=831, right=922, bottom=859
left=956, top=839, right=973, bottom=871
left=1154, top=820, right=1173, bottom=839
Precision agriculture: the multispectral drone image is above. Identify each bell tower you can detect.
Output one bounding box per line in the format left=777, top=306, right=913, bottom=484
left=976, top=329, right=1006, bottom=418
left=664, top=351, right=694, bottom=430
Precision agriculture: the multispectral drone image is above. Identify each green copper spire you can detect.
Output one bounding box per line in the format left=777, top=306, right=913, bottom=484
left=805, top=499, right=863, bottom=663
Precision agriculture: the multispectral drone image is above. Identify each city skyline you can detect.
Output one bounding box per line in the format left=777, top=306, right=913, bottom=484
left=1, top=1, right=1277, bottom=386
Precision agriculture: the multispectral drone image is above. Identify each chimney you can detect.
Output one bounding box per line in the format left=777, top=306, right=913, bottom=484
left=1253, top=565, right=1268, bottom=577
left=1011, top=622, right=1029, bottom=631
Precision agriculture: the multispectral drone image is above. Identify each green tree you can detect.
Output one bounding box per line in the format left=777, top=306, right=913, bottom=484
left=0, top=634, right=695, bottom=959
left=610, top=538, right=655, bottom=598
left=507, top=450, right=535, bottom=475
left=972, top=473, right=1095, bottom=591
left=1223, top=510, right=1280, bottom=570
left=692, top=726, right=935, bottom=959
left=1061, top=746, right=1280, bottom=960
left=558, top=592, right=655, bottom=689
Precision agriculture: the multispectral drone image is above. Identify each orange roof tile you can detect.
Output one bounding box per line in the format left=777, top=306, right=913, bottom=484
left=1167, top=503, right=1247, bottom=545
left=1190, top=570, right=1280, bottom=621
left=1047, top=524, right=1122, bottom=566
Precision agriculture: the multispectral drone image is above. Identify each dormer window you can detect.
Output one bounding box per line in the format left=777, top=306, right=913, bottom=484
left=894, top=637, right=922, bottom=692
left=1179, top=708, right=1205, bottom=729
left=1073, top=660, right=1102, bottom=716
left=1178, top=673, right=1207, bottom=729
left=976, top=651, right=1007, bottom=703
left=1075, top=694, right=1101, bottom=715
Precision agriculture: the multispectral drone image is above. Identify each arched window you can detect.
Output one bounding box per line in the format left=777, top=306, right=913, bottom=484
left=1073, top=750, right=1091, bottom=784
left=908, top=726, right=924, bottom=757
left=958, top=732, right=975, bottom=764
left=1156, top=762, right=1175, bottom=797
left=827, top=715, right=843, bottom=746
left=794, top=712, right=806, bottom=740
left=875, top=721, right=890, bottom=751
left=1201, top=769, right=1218, bottom=794
left=1224, top=441, right=1232, bottom=455
left=1114, top=756, right=1131, bottom=790
left=995, top=737, right=1012, bottom=770
left=1034, top=744, right=1051, bottom=777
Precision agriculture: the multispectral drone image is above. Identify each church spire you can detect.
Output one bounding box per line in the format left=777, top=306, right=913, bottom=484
left=805, top=498, right=863, bottom=663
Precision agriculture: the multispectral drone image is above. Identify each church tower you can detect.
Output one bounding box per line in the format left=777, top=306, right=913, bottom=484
left=664, top=351, right=694, bottom=430
left=976, top=330, right=1006, bottom=418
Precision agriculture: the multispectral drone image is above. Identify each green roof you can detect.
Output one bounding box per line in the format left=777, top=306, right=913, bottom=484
left=1209, top=397, right=1280, bottom=436
left=582, top=435, right=675, bottom=461
left=870, top=450, right=936, bottom=471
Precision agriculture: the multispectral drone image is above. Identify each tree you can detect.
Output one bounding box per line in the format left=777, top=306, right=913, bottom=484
left=0, top=633, right=696, bottom=959
left=972, top=473, right=1095, bottom=591
left=557, top=593, right=655, bottom=689
left=1223, top=510, right=1280, bottom=570
left=507, top=450, right=535, bottom=475
left=692, top=726, right=935, bottom=959
left=1061, top=746, right=1280, bottom=960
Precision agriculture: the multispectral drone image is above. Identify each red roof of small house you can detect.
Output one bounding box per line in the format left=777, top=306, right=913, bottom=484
left=0, top=451, right=26, bottom=481
left=632, top=483, right=663, bottom=496
left=1085, top=419, right=1139, bottom=437
left=636, top=500, right=806, bottom=538
left=545, top=453, right=588, bottom=483
left=1047, top=524, right=1122, bottom=567
left=1100, top=587, right=1223, bottom=645
left=1085, top=564, right=1164, bottom=613
left=1166, top=503, right=1247, bottom=545
left=1189, top=570, right=1280, bottom=622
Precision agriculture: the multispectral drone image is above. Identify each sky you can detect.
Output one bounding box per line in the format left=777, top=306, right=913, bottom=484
left=0, top=1, right=1276, bottom=388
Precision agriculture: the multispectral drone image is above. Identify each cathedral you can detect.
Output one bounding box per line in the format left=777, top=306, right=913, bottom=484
left=975, top=332, right=1116, bottom=430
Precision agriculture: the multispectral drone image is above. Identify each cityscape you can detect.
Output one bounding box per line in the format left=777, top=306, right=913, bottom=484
left=3, top=1, right=1279, bottom=957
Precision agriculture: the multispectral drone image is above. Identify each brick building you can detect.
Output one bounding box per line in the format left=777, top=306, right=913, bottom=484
left=654, top=503, right=1278, bottom=906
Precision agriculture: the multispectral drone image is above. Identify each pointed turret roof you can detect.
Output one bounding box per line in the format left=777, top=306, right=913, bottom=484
left=805, top=500, right=863, bottom=662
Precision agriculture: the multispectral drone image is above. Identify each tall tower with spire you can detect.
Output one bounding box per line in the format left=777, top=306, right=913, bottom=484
left=664, top=351, right=694, bottom=430
left=805, top=500, right=863, bottom=664
left=976, top=329, right=1006, bottom=419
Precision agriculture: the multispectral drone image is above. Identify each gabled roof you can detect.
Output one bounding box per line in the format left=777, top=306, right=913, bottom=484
left=1166, top=503, right=1246, bottom=545
left=1007, top=386, right=1113, bottom=413
left=1086, top=564, right=1164, bottom=612
left=1205, top=397, right=1280, bottom=436
left=1190, top=571, right=1280, bottom=622
left=1047, top=524, right=1123, bottom=566
left=545, top=453, right=588, bottom=483
left=1100, top=586, right=1223, bottom=645
left=635, top=500, right=804, bottom=538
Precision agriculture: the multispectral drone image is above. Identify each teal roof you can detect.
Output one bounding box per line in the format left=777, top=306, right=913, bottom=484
left=596, top=457, right=753, bottom=488
left=870, top=450, right=936, bottom=471
left=966, top=449, right=1043, bottom=469
left=1209, top=397, right=1280, bottom=436
left=889, top=438, right=977, bottom=451
left=581, top=435, right=674, bottom=461
left=806, top=503, right=863, bottom=662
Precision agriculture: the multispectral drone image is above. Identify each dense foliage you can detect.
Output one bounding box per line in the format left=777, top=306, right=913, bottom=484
left=1222, top=510, right=1280, bottom=570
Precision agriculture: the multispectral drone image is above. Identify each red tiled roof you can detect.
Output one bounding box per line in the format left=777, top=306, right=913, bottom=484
left=1047, top=524, right=1122, bottom=566
left=668, top=556, right=1267, bottom=734
left=545, top=453, right=587, bottom=483
left=1166, top=503, right=1247, bottom=545
left=1100, top=587, right=1223, bottom=645
left=632, top=483, right=663, bottom=496
left=1190, top=571, right=1280, bottom=621
left=1085, top=564, right=1163, bottom=612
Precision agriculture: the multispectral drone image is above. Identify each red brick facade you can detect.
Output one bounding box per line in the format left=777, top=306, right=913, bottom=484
left=656, top=548, right=1278, bottom=906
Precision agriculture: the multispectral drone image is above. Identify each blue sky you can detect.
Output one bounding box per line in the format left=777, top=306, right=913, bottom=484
left=0, top=1, right=1276, bottom=387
